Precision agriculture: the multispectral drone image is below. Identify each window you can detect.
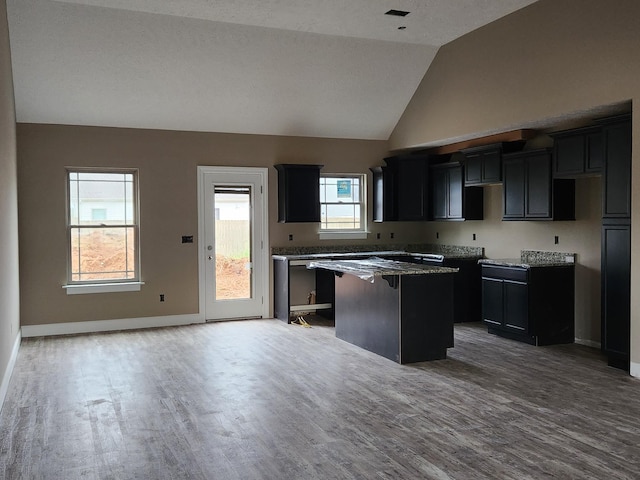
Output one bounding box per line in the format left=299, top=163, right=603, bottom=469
left=66, top=170, right=140, bottom=289
left=319, top=174, right=367, bottom=239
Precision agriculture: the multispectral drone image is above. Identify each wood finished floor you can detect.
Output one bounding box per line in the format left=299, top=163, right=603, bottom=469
left=1, top=319, right=640, bottom=479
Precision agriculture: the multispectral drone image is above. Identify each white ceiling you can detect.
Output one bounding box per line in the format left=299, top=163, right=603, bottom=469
left=6, top=0, right=539, bottom=140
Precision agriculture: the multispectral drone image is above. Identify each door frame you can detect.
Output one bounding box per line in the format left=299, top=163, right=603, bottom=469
left=197, top=166, right=270, bottom=321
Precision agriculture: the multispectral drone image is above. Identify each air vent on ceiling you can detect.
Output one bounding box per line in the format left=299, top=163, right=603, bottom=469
left=385, top=9, right=410, bottom=17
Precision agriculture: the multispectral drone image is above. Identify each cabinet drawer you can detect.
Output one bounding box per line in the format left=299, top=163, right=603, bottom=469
left=481, top=265, right=528, bottom=282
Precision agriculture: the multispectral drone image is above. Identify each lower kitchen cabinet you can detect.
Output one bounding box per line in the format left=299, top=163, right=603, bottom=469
left=481, top=264, right=575, bottom=345
left=415, top=255, right=482, bottom=323
left=446, top=257, right=482, bottom=323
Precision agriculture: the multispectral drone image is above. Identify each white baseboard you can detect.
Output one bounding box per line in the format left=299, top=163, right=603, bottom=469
left=574, top=338, right=601, bottom=349
left=0, top=331, right=21, bottom=414
left=631, top=361, right=640, bottom=379
left=21, top=313, right=204, bottom=338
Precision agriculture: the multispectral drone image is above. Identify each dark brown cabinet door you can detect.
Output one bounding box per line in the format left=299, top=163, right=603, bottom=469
left=462, top=145, right=503, bottom=185
left=431, top=166, right=448, bottom=219
left=504, top=281, right=528, bottom=333
left=482, top=149, right=502, bottom=184
left=525, top=152, right=551, bottom=218
left=274, top=164, right=322, bottom=223
left=601, top=222, right=631, bottom=370
left=552, top=126, right=604, bottom=178
left=586, top=130, right=604, bottom=172
left=554, top=134, right=585, bottom=176
left=464, top=153, right=483, bottom=184
left=602, top=118, right=631, bottom=219
left=502, top=157, right=525, bottom=218
left=370, top=166, right=397, bottom=222
left=396, top=156, right=429, bottom=221
left=430, top=163, right=482, bottom=220
left=503, top=149, right=573, bottom=221
left=482, top=277, right=503, bottom=327
left=448, top=166, right=463, bottom=218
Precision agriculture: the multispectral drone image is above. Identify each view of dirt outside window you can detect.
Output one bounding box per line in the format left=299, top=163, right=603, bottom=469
left=68, top=170, right=138, bottom=283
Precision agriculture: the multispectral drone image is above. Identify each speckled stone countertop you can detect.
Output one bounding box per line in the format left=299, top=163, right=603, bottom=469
left=479, top=250, right=576, bottom=268
left=271, top=244, right=484, bottom=260
left=307, top=258, right=458, bottom=283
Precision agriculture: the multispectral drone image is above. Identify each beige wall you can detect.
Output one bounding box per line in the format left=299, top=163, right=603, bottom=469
left=18, top=124, right=435, bottom=325
left=391, top=0, right=640, bottom=361
left=0, top=0, right=20, bottom=405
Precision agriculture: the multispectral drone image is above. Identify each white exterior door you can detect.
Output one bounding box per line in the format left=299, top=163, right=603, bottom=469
left=198, top=166, right=268, bottom=321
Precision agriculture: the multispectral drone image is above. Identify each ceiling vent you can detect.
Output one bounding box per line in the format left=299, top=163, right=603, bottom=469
left=385, top=9, right=410, bottom=17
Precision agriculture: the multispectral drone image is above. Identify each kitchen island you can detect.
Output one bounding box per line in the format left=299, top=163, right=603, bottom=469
left=308, top=258, right=458, bottom=364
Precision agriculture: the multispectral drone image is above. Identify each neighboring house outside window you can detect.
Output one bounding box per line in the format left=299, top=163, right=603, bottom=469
left=65, top=169, right=141, bottom=293
left=319, top=174, right=367, bottom=239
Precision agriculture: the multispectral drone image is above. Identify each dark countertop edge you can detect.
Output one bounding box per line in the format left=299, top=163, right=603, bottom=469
left=478, top=258, right=576, bottom=269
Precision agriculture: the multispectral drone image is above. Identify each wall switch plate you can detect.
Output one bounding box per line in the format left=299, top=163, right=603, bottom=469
left=181, top=235, right=194, bottom=244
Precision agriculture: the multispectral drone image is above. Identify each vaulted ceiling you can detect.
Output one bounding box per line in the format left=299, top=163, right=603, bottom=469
left=6, top=0, right=539, bottom=140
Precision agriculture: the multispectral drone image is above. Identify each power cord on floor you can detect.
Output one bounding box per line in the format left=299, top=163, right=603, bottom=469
left=291, top=315, right=312, bottom=328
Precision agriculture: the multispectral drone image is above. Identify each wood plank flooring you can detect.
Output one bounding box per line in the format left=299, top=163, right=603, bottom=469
left=1, top=319, right=640, bottom=479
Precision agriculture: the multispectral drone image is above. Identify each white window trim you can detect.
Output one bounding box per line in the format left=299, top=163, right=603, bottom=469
left=63, top=282, right=145, bottom=295
left=319, top=173, right=367, bottom=239
left=65, top=168, right=141, bottom=290
left=319, top=231, right=369, bottom=240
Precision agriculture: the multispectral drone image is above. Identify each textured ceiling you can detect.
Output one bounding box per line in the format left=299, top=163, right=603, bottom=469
left=6, top=0, right=539, bottom=139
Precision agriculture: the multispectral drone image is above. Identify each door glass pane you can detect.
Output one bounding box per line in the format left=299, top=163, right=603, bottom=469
left=214, top=186, right=251, bottom=300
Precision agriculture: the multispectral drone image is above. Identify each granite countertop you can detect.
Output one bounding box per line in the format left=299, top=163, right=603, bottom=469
left=479, top=250, right=576, bottom=269
left=272, top=243, right=484, bottom=261
left=272, top=251, right=407, bottom=261
left=307, top=257, right=458, bottom=283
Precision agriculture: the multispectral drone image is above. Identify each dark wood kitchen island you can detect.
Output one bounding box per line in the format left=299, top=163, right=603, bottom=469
left=308, top=258, right=458, bottom=364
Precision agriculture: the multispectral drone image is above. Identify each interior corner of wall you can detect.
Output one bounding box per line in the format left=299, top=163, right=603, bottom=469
left=0, top=330, right=21, bottom=414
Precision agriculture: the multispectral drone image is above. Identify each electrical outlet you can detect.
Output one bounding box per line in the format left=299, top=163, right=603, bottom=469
left=436, top=232, right=439, bottom=239
left=160, top=294, right=165, bottom=302
left=554, top=235, right=559, bottom=245
left=473, top=233, right=476, bottom=241
left=390, top=232, right=395, bottom=239
left=288, top=234, right=293, bottom=241
left=376, top=233, right=381, bottom=239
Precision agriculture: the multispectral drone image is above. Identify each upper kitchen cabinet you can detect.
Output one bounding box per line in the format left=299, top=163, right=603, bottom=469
left=373, top=154, right=430, bottom=221
left=550, top=126, right=604, bottom=177
left=274, top=164, right=323, bottom=223
left=430, top=162, right=483, bottom=221
left=600, top=115, right=632, bottom=219
left=502, top=149, right=575, bottom=221
left=370, top=166, right=396, bottom=222
left=461, top=142, right=525, bottom=186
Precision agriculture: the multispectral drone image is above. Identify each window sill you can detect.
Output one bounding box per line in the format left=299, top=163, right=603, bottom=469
left=63, top=282, right=144, bottom=295
left=319, top=231, right=368, bottom=240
